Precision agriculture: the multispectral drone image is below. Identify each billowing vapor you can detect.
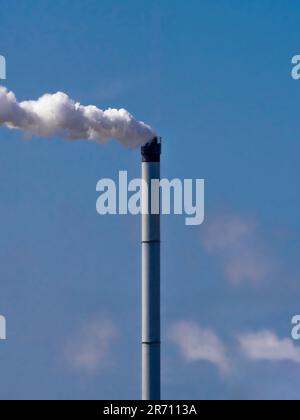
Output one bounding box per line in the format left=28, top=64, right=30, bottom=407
left=0, top=86, right=155, bottom=147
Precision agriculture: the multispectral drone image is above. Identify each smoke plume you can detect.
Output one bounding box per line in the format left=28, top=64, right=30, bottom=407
left=0, top=86, right=155, bottom=148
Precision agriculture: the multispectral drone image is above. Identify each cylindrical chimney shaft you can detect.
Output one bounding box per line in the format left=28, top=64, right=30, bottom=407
left=141, top=137, right=161, bottom=401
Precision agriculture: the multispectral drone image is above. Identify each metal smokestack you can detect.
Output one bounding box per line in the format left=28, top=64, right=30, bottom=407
left=141, top=137, right=161, bottom=401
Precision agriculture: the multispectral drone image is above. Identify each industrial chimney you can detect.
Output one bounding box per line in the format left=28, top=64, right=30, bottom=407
left=141, top=137, right=161, bottom=401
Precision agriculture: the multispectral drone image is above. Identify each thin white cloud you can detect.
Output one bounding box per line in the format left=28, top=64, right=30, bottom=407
left=239, top=330, right=300, bottom=364
left=65, top=319, right=119, bottom=374
left=168, top=321, right=230, bottom=374
left=202, top=214, right=272, bottom=285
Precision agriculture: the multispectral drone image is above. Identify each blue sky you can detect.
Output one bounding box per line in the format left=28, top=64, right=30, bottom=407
left=0, top=0, right=300, bottom=400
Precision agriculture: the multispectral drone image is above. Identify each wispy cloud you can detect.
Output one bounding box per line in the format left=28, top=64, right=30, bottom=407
left=202, top=214, right=272, bottom=285
left=84, top=76, right=146, bottom=102
left=64, top=319, right=119, bottom=375
left=239, top=331, right=300, bottom=364
left=168, top=321, right=230, bottom=374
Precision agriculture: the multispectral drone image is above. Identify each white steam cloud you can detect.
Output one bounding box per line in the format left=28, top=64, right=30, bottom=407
left=0, top=86, right=156, bottom=148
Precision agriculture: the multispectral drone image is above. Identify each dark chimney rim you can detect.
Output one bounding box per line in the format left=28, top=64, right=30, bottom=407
left=141, top=137, right=161, bottom=162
